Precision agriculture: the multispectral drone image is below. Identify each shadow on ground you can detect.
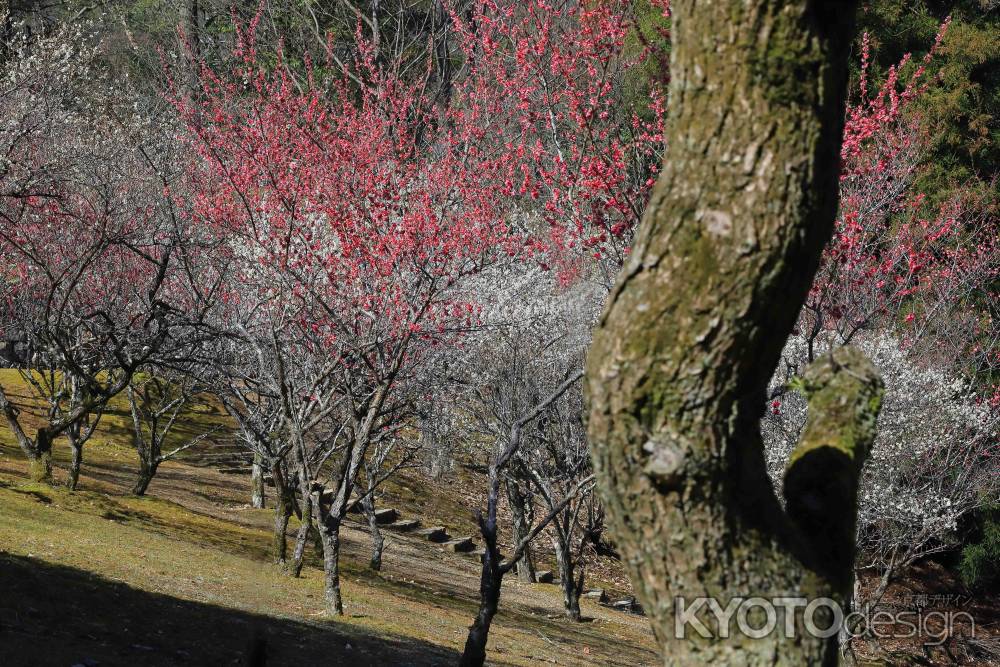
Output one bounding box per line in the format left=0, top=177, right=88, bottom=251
left=0, top=553, right=459, bottom=667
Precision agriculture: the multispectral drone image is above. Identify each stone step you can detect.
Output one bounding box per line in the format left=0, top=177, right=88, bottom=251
left=444, top=537, right=475, bottom=553
left=535, top=570, right=554, bottom=584
left=610, top=597, right=644, bottom=615
left=416, top=526, right=449, bottom=543
left=388, top=519, right=420, bottom=532
left=218, top=467, right=250, bottom=475
left=581, top=589, right=607, bottom=603
left=373, top=508, right=398, bottom=525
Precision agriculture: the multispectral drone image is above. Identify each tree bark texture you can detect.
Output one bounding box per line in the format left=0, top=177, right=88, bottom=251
left=585, top=2, right=868, bottom=664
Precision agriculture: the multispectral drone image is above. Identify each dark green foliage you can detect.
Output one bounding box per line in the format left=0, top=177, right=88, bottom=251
left=959, top=502, right=1000, bottom=589
left=857, top=1, right=1000, bottom=207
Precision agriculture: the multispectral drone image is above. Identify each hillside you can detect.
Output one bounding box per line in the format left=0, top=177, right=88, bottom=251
left=0, top=371, right=657, bottom=666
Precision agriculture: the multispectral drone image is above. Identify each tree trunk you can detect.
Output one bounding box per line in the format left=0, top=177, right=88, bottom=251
left=0, top=386, right=53, bottom=484
left=273, top=502, right=291, bottom=566
left=361, top=495, right=385, bottom=571
left=28, top=428, right=54, bottom=484
left=177, top=0, right=202, bottom=98
left=66, top=436, right=83, bottom=491
left=271, top=461, right=292, bottom=566
left=250, top=453, right=266, bottom=509
left=460, top=554, right=503, bottom=667
left=505, top=478, right=535, bottom=583
left=585, top=2, right=867, bottom=663
left=27, top=447, right=52, bottom=484
left=132, top=459, right=157, bottom=496
left=318, top=515, right=344, bottom=615
left=553, top=539, right=581, bottom=621
left=290, top=493, right=314, bottom=578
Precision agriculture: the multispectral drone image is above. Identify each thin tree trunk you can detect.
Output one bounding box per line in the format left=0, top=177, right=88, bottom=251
left=460, top=542, right=503, bottom=667
left=553, top=539, right=581, bottom=621
left=585, top=2, right=867, bottom=663
left=290, top=492, right=314, bottom=578
left=271, top=461, right=292, bottom=566
left=66, top=434, right=83, bottom=491
left=273, top=502, right=291, bottom=566
left=506, top=478, right=535, bottom=583
left=361, top=494, right=385, bottom=571
left=251, top=453, right=266, bottom=509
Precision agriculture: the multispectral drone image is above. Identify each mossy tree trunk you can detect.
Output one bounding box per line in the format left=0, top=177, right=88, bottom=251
left=585, top=2, right=874, bottom=664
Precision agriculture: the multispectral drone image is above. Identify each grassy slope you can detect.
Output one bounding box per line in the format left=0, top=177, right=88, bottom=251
left=0, top=370, right=657, bottom=666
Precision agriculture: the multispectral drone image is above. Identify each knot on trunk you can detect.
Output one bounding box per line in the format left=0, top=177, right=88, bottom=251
left=642, top=437, right=686, bottom=491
